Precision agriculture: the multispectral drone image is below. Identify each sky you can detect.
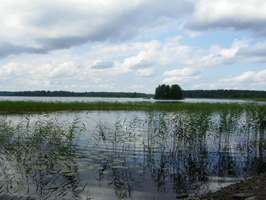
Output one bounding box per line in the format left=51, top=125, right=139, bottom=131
left=1, top=0, right=266, bottom=94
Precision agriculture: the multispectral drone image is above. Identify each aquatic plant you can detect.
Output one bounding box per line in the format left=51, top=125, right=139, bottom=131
left=0, top=116, right=89, bottom=199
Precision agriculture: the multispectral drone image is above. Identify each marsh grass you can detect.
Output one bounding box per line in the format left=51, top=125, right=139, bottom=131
left=0, top=100, right=253, bottom=112
left=250, top=98, right=266, bottom=102
left=0, top=101, right=151, bottom=112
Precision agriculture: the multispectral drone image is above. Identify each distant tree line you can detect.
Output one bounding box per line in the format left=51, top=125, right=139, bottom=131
left=154, top=84, right=183, bottom=99
left=0, top=91, right=154, bottom=98
left=183, top=90, right=266, bottom=99
left=1, top=89, right=266, bottom=99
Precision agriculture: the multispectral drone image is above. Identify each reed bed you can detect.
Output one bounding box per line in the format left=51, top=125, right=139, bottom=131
left=0, top=100, right=259, bottom=112
left=0, top=116, right=88, bottom=199
left=252, top=98, right=266, bottom=102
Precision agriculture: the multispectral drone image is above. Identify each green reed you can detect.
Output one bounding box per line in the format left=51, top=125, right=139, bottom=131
left=0, top=100, right=253, bottom=112
left=0, top=116, right=88, bottom=199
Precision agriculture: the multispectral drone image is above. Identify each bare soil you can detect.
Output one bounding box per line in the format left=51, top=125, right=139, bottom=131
left=193, top=173, right=266, bottom=200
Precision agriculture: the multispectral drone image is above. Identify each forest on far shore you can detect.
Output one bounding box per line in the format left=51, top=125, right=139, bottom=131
left=183, top=90, right=266, bottom=99
left=0, top=89, right=266, bottom=99
left=0, top=91, right=153, bottom=98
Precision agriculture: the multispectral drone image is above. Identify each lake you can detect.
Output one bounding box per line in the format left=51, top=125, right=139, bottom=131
left=0, top=96, right=256, bottom=103
left=0, top=98, right=265, bottom=199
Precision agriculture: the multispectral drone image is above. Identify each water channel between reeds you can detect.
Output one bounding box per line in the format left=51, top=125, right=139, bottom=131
left=0, top=102, right=265, bottom=200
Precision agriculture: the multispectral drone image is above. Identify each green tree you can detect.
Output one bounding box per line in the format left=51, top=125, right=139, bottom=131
left=170, top=84, right=182, bottom=99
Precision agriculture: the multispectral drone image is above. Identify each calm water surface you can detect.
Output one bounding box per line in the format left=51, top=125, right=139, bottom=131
left=0, top=107, right=265, bottom=200
left=0, top=96, right=256, bottom=103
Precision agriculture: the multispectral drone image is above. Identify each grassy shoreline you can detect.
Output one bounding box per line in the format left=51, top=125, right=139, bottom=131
left=0, top=100, right=263, bottom=112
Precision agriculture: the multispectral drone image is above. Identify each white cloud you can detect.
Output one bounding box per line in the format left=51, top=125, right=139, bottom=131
left=136, top=68, right=155, bottom=77
left=223, top=70, right=266, bottom=83
left=163, top=75, right=199, bottom=85
left=191, top=83, right=219, bottom=90
left=162, top=67, right=201, bottom=85
left=181, top=39, right=250, bottom=68
left=1, top=35, right=265, bottom=92
left=164, top=67, right=202, bottom=76
left=189, top=69, right=266, bottom=90
left=159, top=36, right=192, bottom=65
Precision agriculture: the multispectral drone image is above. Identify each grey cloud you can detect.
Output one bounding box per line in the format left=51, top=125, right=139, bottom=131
left=91, top=61, right=115, bottom=69
left=0, top=43, right=46, bottom=58
left=0, top=0, right=193, bottom=57
left=39, top=36, right=90, bottom=52
left=133, top=60, right=153, bottom=69
left=185, top=18, right=266, bottom=37
left=184, top=1, right=266, bottom=38
left=75, top=1, right=193, bottom=43
left=237, top=42, right=266, bottom=57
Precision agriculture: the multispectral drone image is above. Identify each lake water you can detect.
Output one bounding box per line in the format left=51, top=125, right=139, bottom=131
left=0, top=97, right=265, bottom=199
left=0, top=96, right=256, bottom=103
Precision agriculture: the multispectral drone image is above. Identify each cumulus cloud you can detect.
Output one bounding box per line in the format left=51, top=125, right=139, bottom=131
left=223, top=70, right=266, bottom=83
left=163, top=75, right=199, bottom=85
left=181, top=39, right=250, bottom=68
left=136, top=68, right=155, bottom=77
left=193, top=69, right=266, bottom=90
left=33, top=62, right=79, bottom=78
left=0, top=35, right=196, bottom=91
left=0, top=0, right=193, bottom=57
left=1, top=25, right=266, bottom=92
left=164, top=67, right=202, bottom=76
left=236, top=41, right=266, bottom=63
left=162, top=67, right=202, bottom=85
left=184, top=0, right=266, bottom=37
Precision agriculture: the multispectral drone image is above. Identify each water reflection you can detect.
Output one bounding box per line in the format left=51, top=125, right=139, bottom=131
left=0, top=105, right=266, bottom=199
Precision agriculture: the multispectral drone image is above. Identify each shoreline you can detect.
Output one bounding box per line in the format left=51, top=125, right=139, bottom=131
left=193, top=173, right=266, bottom=200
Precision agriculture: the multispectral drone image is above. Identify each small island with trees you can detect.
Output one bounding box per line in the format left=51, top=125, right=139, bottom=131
left=154, top=84, right=183, bottom=100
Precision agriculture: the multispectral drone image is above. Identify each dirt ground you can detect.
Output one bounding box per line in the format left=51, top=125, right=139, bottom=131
left=192, top=173, right=266, bottom=200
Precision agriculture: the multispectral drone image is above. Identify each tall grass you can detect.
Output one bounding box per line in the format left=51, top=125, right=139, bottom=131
left=0, top=100, right=258, bottom=112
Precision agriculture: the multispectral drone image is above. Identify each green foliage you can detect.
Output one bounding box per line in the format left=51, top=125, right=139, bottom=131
left=154, top=84, right=183, bottom=99
left=183, top=89, right=266, bottom=99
